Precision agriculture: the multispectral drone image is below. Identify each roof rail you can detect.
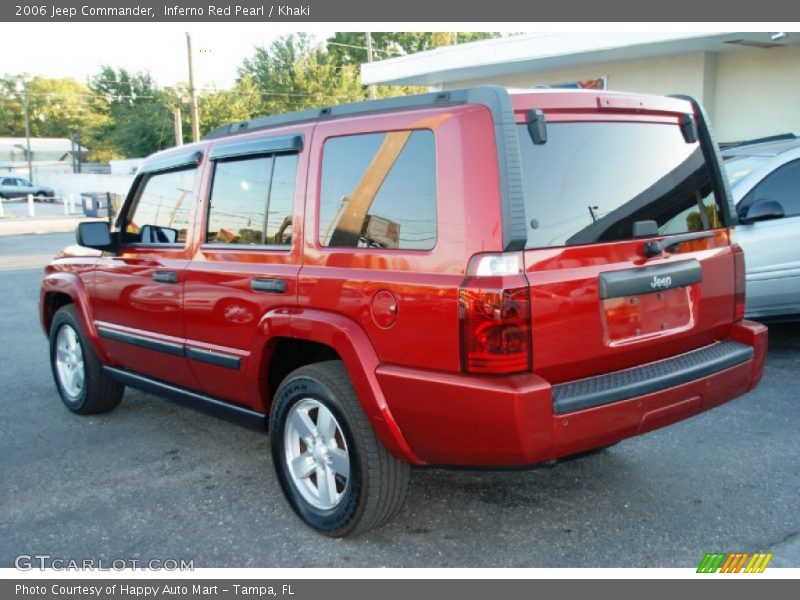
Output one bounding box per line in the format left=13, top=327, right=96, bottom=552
left=205, top=88, right=454, bottom=139
left=718, top=132, right=798, bottom=150
left=204, top=86, right=529, bottom=251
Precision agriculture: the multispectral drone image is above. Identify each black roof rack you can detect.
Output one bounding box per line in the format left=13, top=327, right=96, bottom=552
left=204, top=85, right=529, bottom=252
left=205, top=87, right=481, bottom=140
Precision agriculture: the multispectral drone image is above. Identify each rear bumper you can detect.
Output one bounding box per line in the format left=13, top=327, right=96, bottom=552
left=378, top=320, right=767, bottom=466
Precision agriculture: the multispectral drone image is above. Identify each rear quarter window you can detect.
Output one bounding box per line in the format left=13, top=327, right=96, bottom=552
left=319, top=130, right=436, bottom=250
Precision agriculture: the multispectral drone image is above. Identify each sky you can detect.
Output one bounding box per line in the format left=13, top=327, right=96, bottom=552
left=1, top=23, right=788, bottom=90
left=0, top=23, right=334, bottom=88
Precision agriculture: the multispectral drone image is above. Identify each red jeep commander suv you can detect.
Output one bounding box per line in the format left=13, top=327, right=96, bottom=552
left=40, top=86, right=767, bottom=536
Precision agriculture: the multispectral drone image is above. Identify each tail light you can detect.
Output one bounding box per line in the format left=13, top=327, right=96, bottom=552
left=732, top=241, right=746, bottom=321
left=459, top=252, right=532, bottom=375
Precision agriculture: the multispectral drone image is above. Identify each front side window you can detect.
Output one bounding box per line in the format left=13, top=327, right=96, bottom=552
left=724, top=155, right=769, bottom=188
left=207, top=154, right=297, bottom=246
left=124, top=167, right=197, bottom=244
left=319, top=130, right=436, bottom=250
left=517, top=122, right=724, bottom=248
left=740, top=159, right=800, bottom=218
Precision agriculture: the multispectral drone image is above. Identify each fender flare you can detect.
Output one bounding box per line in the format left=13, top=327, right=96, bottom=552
left=40, top=272, right=114, bottom=364
left=249, top=308, right=424, bottom=465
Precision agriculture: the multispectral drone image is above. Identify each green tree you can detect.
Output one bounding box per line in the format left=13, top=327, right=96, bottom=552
left=197, top=76, right=264, bottom=135
left=237, top=34, right=364, bottom=116
left=0, top=75, right=107, bottom=141
left=326, top=32, right=502, bottom=66
left=88, top=66, right=176, bottom=159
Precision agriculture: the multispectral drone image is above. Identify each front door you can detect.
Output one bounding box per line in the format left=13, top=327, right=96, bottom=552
left=92, top=161, right=201, bottom=389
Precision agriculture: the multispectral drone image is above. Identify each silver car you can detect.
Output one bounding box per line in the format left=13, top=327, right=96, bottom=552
left=723, top=137, right=800, bottom=320
left=0, top=176, right=55, bottom=201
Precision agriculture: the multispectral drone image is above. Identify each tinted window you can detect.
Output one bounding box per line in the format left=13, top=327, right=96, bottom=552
left=319, top=130, right=436, bottom=250
left=266, top=154, right=297, bottom=245
left=208, top=157, right=271, bottom=244
left=741, top=159, right=800, bottom=218
left=124, top=168, right=197, bottom=244
left=518, top=122, right=722, bottom=248
left=207, top=153, right=297, bottom=246
left=724, top=155, right=769, bottom=188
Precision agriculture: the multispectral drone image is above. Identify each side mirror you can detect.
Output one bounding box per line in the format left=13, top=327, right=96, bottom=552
left=739, top=199, right=785, bottom=224
left=76, top=221, right=113, bottom=250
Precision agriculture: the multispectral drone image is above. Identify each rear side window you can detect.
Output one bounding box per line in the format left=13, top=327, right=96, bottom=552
left=124, top=167, right=197, bottom=244
left=518, top=122, right=724, bottom=248
left=319, top=130, right=436, bottom=250
left=207, top=154, right=297, bottom=246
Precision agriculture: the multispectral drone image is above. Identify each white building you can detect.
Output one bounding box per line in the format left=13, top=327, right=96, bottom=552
left=361, top=32, right=800, bottom=144
left=0, top=136, right=86, bottom=163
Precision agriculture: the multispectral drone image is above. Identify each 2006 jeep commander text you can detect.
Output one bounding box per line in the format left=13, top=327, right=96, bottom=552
left=40, top=87, right=767, bottom=536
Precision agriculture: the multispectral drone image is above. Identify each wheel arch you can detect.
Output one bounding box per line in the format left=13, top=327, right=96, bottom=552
left=251, top=308, right=423, bottom=465
left=40, top=273, right=112, bottom=364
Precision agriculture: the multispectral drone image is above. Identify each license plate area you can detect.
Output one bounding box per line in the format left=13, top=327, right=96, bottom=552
left=601, top=287, right=695, bottom=344
left=598, top=259, right=701, bottom=345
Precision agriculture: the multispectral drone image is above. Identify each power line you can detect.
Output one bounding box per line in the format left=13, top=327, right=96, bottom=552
left=326, top=41, right=403, bottom=56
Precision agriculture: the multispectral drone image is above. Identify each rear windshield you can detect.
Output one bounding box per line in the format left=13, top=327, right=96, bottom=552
left=517, top=122, right=725, bottom=248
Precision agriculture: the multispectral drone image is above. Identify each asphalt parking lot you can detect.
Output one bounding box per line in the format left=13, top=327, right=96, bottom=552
left=1, top=232, right=798, bottom=568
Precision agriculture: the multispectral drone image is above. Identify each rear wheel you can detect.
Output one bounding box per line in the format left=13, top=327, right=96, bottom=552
left=49, top=305, right=124, bottom=414
left=270, top=361, right=410, bottom=536
left=35, top=192, right=46, bottom=202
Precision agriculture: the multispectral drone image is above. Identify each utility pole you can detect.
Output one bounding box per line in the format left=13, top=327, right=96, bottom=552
left=365, top=32, right=377, bottom=100
left=185, top=32, right=200, bottom=142
left=19, top=78, right=33, bottom=181
left=173, top=107, right=184, bottom=146
left=75, top=131, right=82, bottom=174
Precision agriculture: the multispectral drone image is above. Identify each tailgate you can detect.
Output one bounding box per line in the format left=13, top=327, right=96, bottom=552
left=515, top=101, right=738, bottom=384
left=524, top=232, right=736, bottom=384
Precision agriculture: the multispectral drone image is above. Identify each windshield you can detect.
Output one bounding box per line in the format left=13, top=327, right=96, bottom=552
left=723, top=155, right=769, bottom=188
left=517, top=122, right=724, bottom=248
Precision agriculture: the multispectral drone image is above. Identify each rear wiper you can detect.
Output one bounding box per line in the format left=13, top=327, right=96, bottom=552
left=642, top=231, right=715, bottom=258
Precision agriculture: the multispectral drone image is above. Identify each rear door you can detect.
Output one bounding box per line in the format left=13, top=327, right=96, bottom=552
left=182, top=127, right=310, bottom=410
left=515, top=100, right=737, bottom=384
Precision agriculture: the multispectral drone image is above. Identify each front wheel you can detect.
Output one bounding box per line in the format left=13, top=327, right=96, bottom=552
left=50, top=305, right=124, bottom=414
left=269, top=361, right=410, bottom=536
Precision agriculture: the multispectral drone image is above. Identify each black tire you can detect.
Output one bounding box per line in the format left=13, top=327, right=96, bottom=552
left=270, top=360, right=410, bottom=537
left=49, top=304, right=124, bottom=414
left=35, top=192, right=46, bottom=202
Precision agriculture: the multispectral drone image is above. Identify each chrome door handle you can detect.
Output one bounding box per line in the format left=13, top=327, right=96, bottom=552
left=251, top=278, right=286, bottom=293
left=153, top=271, right=179, bottom=284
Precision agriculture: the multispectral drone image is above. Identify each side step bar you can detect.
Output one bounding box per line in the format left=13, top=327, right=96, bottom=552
left=552, top=340, right=754, bottom=414
left=104, top=367, right=266, bottom=431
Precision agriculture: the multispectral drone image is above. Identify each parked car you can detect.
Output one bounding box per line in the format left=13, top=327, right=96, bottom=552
left=40, top=86, right=767, bottom=537
left=722, top=137, right=800, bottom=320
left=0, top=176, right=55, bottom=201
